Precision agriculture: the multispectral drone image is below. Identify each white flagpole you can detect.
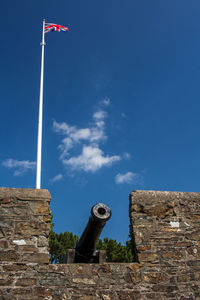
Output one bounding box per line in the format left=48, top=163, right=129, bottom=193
left=36, top=19, right=46, bottom=189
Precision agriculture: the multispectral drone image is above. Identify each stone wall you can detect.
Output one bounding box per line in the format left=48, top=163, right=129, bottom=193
left=0, top=188, right=200, bottom=299
left=1, top=261, right=200, bottom=299
left=129, top=191, right=200, bottom=266
left=0, top=188, right=51, bottom=264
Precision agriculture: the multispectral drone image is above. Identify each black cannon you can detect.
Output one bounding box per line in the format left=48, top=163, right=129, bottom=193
left=65, top=203, right=111, bottom=263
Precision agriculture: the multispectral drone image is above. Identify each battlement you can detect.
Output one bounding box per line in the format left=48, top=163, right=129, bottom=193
left=0, top=188, right=51, bottom=265
left=129, top=190, right=200, bottom=266
left=0, top=188, right=200, bottom=299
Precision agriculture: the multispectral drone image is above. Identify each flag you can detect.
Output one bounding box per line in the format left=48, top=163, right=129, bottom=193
left=44, top=23, right=69, bottom=34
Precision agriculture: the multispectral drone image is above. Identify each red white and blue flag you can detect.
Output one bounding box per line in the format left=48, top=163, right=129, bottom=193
left=44, top=23, right=69, bottom=34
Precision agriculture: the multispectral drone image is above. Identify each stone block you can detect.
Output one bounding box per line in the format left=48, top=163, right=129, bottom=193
left=117, top=290, right=142, bottom=300
left=16, top=278, right=37, bottom=286
left=0, top=250, right=20, bottom=262
left=2, top=263, right=28, bottom=272
left=0, top=198, right=12, bottom=204
left=29, top=201, right=50, bottom=215
left=23, top=252, right=49, bottom=264
left=138, top=252, right=159, bottom=263
left=0, top=273, right=14, bottom=286
left=186, top=230, right=200, bottom=241
left=143, top=272, right=168, bottom=284
left=0, top=240, right=8, bottom=248
left=161, top=250, right=184, bottom=260
left=15, top=221, right=48, bottom=237
left=37, top=236, right=48, bottom=247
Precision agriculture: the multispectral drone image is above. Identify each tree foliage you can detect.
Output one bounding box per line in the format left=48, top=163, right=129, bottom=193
left=96, top=238, right=133, bottom=262
left=49, top=231, right=79, bottom=264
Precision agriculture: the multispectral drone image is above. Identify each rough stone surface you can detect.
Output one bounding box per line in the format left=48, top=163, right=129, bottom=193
left=129, top=190, right=200, bottom=267
left=1, top=262, right=200, bottom=299
left=0, top=188, right=200, bottom=299
left=0, top=187, right=51, bottom=265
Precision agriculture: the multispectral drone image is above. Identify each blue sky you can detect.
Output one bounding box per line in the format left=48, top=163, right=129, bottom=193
left=1, top=0, right=200, bottom=243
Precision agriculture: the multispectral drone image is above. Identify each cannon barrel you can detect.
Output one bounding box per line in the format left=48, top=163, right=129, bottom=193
left=74, top=203, right=111, bottom=263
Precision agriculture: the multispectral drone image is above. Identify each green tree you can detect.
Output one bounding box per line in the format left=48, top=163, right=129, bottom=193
left=49, top=231, right=79, bottom=263
left=96, top=238, right=133, bottom=262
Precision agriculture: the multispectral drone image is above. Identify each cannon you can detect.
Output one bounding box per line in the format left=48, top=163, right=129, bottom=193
left=65, top=203, right=111, bottom=263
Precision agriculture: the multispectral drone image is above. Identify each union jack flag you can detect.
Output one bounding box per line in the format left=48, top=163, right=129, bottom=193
left=44, top=23, right=69, bottom=34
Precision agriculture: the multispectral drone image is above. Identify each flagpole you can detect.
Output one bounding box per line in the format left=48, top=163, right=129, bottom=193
left=36, top=19, right=45, bottom=189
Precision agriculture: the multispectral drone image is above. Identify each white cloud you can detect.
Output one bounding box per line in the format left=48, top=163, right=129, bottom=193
left=2, top=159, right=36, bottom=176
left=100, top=97, right=111, bottom=107
left=53, top=121, right=72, bottom=135
left=123, top=152, right=131, bottom=160
left=115, top=172, right=137, bottom=184
left=102, top=97, right=111, bottom=106
left=53, top=115, right=107, bottom=160
left=53, top=108, right=108, bottom=160
left=53, top=105, right=121, bottom=173
left=63, top=145, right=121, bottom=172
left=93, top=110, right=107, bottom=121
left=50, top=174, right=63, bottom=183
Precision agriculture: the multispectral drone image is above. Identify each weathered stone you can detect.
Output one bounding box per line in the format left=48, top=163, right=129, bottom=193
left=128, top=263, right=141, bottom=271
left=72, top=277, right=96, bottom=285
left=0, top=274, right=14, bottom=286
left=179, top=296, right=194, bottom=300
left=187, top=246, right=200, bottom=258
left=177, top=274, right=192, bottom=282
left=0, top=221, right=12, bottom=228
left=143, top=272, right=168, bottom=284
left=12, top=287, right=36, bottom=299
left=13, top=239, right=26, bottom=246
left=37, top=236, right=48, bottom=247
left=137, top=245, right=151, bottom=252
left=187, top=214, right=200, bottom=220
left=33, top=286, right=52, bottom=298
left=40, top=276, right=69, bottom=286
left=15, top=222, right=49, bottom=237
left=16, top=278, right=37, bottom=286
left=187, top=260, right=200, bottom=267
left=186, top=230, right=200, bottom=241
left=146, top=203, right=175, bottom=218
left=20, top=245, right=38, bottom=253
left=152, top=284, right=178, bottom=293
left=43, top=214, right=52, bottom=223
left=29, top=201, right=50, bottom=215
left=174, top=242, right=192, bottom=247
left=117, top=290, right=141, bottom=300
left=23, top=252, right=49, bottom=264
left=0, top=250, right=20, bottom=261
left=0, top=198, right=11, bottom=204
left=2, top=263, right=28, bottom=272
left=0, top=187, right=51, bottom=201
left=96, top=264, right=111, bottom=274
left=161, top=250, right=184, bottom=260
left=138, top=252, right=159, bottom=263
left=0, top=240, right=8, bottom=248
left=129, top=272, right=142, bottom=284
left=132, top=203, right=145, bottom=213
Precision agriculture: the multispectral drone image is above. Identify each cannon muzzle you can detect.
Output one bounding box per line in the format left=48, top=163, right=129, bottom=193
left=74, top=203, right=111, bottom=263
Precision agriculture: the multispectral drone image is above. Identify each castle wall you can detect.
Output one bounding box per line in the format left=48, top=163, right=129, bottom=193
left=0, top=188, right=51, bottom=265
left=0, top=188, right=200, bottom=300
left=129, top=190, right=200, bottom=266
